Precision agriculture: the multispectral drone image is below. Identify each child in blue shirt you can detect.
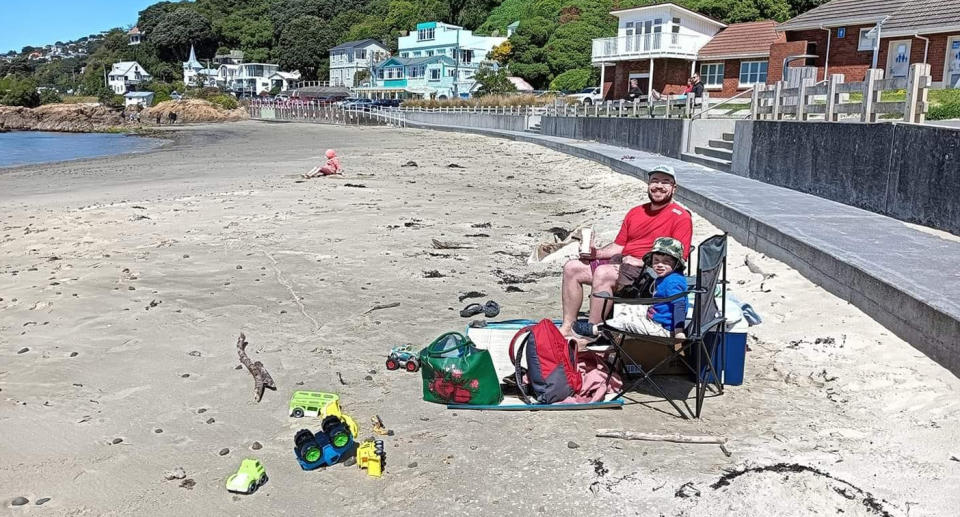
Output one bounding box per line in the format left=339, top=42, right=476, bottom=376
left=605, top=237, right=688, bottom=338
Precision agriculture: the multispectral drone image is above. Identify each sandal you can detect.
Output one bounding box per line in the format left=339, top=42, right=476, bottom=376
left=459, top=303, right=484, bottom=318
left=482, top=300, right=500, bottom=318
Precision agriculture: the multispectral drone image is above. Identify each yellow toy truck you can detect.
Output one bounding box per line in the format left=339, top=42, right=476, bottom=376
left=356, top=439, right=385, bottom=478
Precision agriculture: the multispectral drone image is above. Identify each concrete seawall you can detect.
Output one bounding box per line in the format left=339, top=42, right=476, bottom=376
left=733, top=120, right=960, bottom=235
left=400, top=111, right=531, bottom=132
left=540, top=116, right=684, bottom=159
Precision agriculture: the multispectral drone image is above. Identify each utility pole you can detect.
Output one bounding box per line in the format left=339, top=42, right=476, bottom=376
left=453, top=27, right=460, bottom=98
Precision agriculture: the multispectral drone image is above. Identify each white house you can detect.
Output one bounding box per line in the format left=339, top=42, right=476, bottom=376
left=218, top=63, right=289, bottom=95
left=128, top=27, right=143, bottom=46
left=182, top=45, right=218, bottom=87
left=108, top=61, right=151, bottom=94
left=268, top=71, right=302, bottom=92
left=361, top=21, right=506, bottom=99
left=124, top=91, right=154, bottom=108
left=328, top=39, right=390, bottom=87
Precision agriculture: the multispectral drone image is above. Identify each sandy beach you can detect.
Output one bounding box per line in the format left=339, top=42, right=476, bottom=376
left=1, top=121, right=958, bottom=516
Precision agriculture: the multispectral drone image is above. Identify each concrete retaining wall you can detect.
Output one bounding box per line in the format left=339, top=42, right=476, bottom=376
left=733, top=120, right=960, bottom=235
left=540, top=116, right=684, bottom=158
left=400, top=111, right=530, bottom=132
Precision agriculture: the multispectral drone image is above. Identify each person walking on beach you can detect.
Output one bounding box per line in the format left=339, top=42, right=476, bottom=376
left=156, top=112, right=162, bottom=125
left=557, top=165, right=692, bottom=340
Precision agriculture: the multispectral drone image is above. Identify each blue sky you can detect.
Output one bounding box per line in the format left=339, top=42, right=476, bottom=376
left=1, top=0, right=162, bottom=53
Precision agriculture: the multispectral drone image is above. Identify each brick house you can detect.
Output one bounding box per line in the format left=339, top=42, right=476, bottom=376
left=697, top=21, right=785, bottom=98
left=774, top=0, right=960, bottom=87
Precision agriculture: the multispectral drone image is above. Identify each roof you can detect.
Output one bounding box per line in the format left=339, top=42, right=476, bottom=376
left=610, top=3, right=726, bottom=29
left=329, top=38, right=387, bottom=52
left=507, top=76, right=533, bottom=91
left=777, top=0, right=960, bottom=35
left=110, top=61, right=144, bottom=75
left=127, top=27, right=141, bottom=35
left=269, top=71, right=301, bottom=79
left=698, top=21, right=785, bottom=59
left=124, top=91, right=153, bottom=98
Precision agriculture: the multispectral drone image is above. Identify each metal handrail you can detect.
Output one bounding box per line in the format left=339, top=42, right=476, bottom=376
left=692, top=88, right=754, bottom=119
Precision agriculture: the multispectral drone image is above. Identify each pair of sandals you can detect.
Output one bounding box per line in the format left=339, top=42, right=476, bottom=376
left=459, top=300, right=500, bottom=318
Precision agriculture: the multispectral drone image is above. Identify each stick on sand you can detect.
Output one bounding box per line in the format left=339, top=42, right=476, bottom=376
left=596, top=429, right=728, bottom=444
left=236, top=333, right=276, bottom=402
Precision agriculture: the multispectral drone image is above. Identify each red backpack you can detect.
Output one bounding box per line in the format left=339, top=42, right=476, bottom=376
left=508, top=319, right=581, bottom=404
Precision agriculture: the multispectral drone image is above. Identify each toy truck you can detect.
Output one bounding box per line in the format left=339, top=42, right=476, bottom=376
left=289, top=391, right=339, bottom=418
left=226, top=459, right=267, bottom=494
left=356, top=439, right=385, bottom=478
left=385, top=345, right=420, bottom=372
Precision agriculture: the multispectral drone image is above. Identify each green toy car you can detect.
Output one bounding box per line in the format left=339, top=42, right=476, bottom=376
left=289, top=391, right=339, bottom=418
left=226, top=459, right=267, bottom=494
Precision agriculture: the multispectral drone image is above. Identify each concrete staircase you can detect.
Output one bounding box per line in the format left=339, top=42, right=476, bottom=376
left=682, top=132, right=733, bottom=172
left=525, top=121, right=542, bottom=133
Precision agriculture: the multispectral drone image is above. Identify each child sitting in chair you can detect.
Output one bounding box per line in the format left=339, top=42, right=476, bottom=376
left=581, top=237, right=688, bottom=340
left=303, top=149, right=343, bottom=178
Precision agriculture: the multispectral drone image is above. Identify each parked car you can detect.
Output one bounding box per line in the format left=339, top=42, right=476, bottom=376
left=341, top=98, right=375, bottom=111
left=372, top=98, right=400, bottom=109
left=335, top=97, right=359, bottom=107
left=566, top=87, right=603, bottom=105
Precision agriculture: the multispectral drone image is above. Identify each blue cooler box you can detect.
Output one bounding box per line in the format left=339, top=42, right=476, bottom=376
left=700, top=319, right=747, bottom=386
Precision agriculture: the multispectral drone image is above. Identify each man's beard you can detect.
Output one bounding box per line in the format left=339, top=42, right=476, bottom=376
left=649, top=189, right=673, bottom=205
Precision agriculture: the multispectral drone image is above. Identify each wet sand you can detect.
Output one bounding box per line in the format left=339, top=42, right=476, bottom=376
left=1, top=121, right=958, bottom=516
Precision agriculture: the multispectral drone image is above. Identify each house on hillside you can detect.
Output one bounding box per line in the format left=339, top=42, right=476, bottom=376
left=108, top=61, right=151, bottom=94
left=124, top=91, right=154, bottom=108
left=360, top=21, right=506, bottom=99
left=328, top=39, right=389, bottom=87
left=593, top=3, right=727, bottom=100
left=128, top=27, right=143, bottom=46
left=218, top=63, right=295, bottom=96
left=774, top=0, right=960, bottom=87
left=269, top=71, right=302, bottom=92
left=182, top=45, right=218, bottom=87
left=214, top=50, right=244, bottom=66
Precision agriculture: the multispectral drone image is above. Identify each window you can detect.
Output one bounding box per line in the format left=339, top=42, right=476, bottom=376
left=408, top=65, right=425, bottom=78
left=426, top=50, right=434, bottom=56
left=700, top=63, right=724, bottom=88
left=447, top=68, right=455, bottom=77
left=417, top=28, right=435, bottom=41
left=413, top=51, right=421, bottom=57
left=858, top=27, right=876, bottom=52
left=377, top=69, right=384, bottom=79
left=430, top=68, right=440, bottom=80
left=355, top=49, right=366, bottom=60
left=739, top=61, right=768, bottom=86
left=458, top=49, right=473, bottom=63
left=385, top=67, right=403, bottom=79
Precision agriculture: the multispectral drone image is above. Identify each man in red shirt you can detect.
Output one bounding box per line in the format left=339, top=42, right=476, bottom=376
left=558, top=165, right=693, bottom=339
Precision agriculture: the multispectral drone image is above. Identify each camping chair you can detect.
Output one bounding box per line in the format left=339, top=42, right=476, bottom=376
left=593, top=233, right=728, bottom=419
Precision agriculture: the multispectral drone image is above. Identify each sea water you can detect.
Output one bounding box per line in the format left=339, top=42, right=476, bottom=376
left=0, top=131, right=165, bottom=168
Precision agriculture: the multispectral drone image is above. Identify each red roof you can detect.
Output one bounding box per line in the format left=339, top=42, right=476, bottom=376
left=698, top=21, right=784, bottom=60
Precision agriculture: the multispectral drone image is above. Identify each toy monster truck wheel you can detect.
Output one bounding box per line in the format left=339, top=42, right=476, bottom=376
left=292, top=408, right=304, bottom=418
left=386, top=359, right=399, bottom=370
left=405, top=360, right=418, bottom=372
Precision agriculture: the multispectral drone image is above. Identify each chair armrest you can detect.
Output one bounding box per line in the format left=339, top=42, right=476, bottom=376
left=591, top=289, right=702, bottom=305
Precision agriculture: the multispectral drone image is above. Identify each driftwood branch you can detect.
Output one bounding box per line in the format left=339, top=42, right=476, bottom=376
left=432, top=239, right=475, bottom=250
left=363, top=301, right=401, bottom=314
left=236, top=333, right=276, bottom=402
left=596, top=429, right=728, bottom=445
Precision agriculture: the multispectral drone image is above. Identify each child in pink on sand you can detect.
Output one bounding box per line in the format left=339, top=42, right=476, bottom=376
left=303, top=149, right=343, bottom=178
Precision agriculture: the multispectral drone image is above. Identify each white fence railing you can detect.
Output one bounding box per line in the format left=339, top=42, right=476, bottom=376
left=750, top=64, right=931, bottom=123
left=247, top=100, right=406, bottom=127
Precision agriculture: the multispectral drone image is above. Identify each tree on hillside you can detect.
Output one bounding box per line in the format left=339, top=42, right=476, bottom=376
left=151, top=8, right=217, bottom=61
left=137, top=1, right=191, bottom=37
left=275, top=15, right=331, bottom=80
left=550, top=68, right=592, bottom=91
left=0, top=77, right=41, bottom=107
left=695, top=0, right=791, bottom=23
left=505, top=17, right=556, bottom=88
left=787, top=0, right=829, bottom=16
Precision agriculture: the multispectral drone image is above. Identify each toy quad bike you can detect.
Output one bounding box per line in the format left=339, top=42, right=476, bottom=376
left=385, top=345, right=420, bottom=372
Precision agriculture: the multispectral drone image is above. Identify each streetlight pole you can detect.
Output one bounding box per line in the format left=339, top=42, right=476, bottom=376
left=453, top=27, right=460, bottom=98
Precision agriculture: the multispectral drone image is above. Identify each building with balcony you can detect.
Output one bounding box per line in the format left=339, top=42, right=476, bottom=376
left=269, top=71, right=302, bottom=92
left=108, top=61, right=151, bottom=94
left=128, top=27, right=143, bottom=46
left=594, top=3, right=725, bottom=100
left=217, top=63, right=284, bottom=96
left=359, top=21, right=506, bottom=99
left=328, top=39, right=389, bottom=88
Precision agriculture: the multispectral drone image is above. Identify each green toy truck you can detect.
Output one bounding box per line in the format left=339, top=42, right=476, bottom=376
left=289, top=391, right=339, bottom=418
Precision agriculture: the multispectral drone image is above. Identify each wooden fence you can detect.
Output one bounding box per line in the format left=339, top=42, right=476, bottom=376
left=750, top=63, right=931, bottom=123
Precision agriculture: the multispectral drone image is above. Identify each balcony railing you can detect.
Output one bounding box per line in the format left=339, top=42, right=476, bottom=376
left=592, top=33, right=702, bottom=62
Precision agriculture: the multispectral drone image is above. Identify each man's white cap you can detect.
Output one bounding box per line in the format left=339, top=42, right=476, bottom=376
left=648, top=165, right=676, bottom=181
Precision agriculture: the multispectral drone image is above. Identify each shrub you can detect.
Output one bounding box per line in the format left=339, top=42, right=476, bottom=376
left=1, top=78, right=41, bottom=107
left=39, top=89, right=62, bottom=105
left=927, top=102, right=960, bottom=121
left=209, top=94, right=238, bottom=110
left=550, top=68, right=591, bottom=92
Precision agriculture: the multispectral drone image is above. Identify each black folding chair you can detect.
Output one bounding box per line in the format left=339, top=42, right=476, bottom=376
left=594, top=234, right=728, bottom=419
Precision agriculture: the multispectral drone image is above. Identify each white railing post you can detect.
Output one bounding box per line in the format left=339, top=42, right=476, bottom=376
left=862, top=68, right=882, bottom=123
left=904, top=63, right=930, bottom=124
left=797, top=77, right=814, bottom=121
left=825, top=74, right=841, bottom=122
left=750, top=85, right=760, bottom=119
left=772, top=81, right=784, bottom=120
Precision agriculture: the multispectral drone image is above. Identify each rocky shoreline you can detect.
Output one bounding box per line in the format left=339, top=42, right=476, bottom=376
left=0, top=99, right=248, bottom=133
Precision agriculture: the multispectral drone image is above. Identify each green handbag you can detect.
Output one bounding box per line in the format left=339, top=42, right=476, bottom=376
left=419, top=332, right=503, bottom=405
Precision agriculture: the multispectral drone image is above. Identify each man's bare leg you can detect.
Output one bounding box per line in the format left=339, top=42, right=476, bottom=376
left=559, top=259, right=593, bottom=336
left=588, top=264, right=619, bottom=323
